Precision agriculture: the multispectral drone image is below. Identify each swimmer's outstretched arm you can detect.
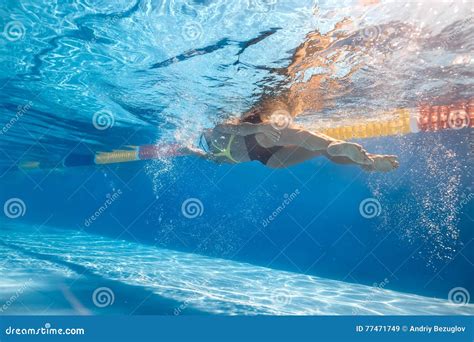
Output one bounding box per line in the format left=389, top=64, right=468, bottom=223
left=179, top=146, right=209, bottom=158
left=179, top=145, right=224, bottom=162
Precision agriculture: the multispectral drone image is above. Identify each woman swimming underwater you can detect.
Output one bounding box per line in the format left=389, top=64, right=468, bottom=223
left=185, top=22, right=399, bottom=172
left=188, top=101, right=398, bottom=172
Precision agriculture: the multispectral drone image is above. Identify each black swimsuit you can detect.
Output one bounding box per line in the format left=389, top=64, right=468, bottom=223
left=242, top=114, right=282, bottom=165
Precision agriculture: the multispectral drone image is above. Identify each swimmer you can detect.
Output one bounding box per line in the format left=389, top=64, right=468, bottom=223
left=185, top=23, right=399, bottom=171
left=186, top=103, right=398, bottom=171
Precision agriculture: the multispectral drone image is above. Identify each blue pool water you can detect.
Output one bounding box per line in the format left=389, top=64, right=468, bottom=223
left=1, top=0, right=473, bottom=315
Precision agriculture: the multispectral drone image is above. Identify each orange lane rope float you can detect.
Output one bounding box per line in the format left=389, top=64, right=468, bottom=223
left=15, top=99, right=473, bottom=171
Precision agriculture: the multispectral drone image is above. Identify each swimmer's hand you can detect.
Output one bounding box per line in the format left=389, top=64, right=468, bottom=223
left=257, top=123, right=281, bottom=142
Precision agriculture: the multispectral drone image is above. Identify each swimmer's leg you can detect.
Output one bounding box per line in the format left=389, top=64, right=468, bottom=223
left=326, top=152, right=399, bottom=172
left=266, top=147, right=398, bottom=171
left=267, top=146, right=366, bottom=168
left=256, top=128, right=337, bottom=150
left=326, top=141, right=373, bottom=166
left=266, top=146, right=323, bottom=168
left=256, top=128, right=373, bottom=166
left=363, top=154, right=399, bottom=172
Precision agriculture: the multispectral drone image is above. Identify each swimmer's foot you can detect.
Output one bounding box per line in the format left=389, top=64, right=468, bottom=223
left=327, top=141, right=373, bottom=166
left=363, top=154, right=399, bottom=172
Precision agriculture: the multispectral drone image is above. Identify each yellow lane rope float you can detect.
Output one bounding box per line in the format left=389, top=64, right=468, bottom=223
left=15, top=99, right=473, bottom=171
left=319, top=108, right=411, bottom=140
left=318, top=100, right=473, bottom=140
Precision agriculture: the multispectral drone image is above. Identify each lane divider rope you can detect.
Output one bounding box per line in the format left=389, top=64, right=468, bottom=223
left=15, top=99, right=473, bottom=171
